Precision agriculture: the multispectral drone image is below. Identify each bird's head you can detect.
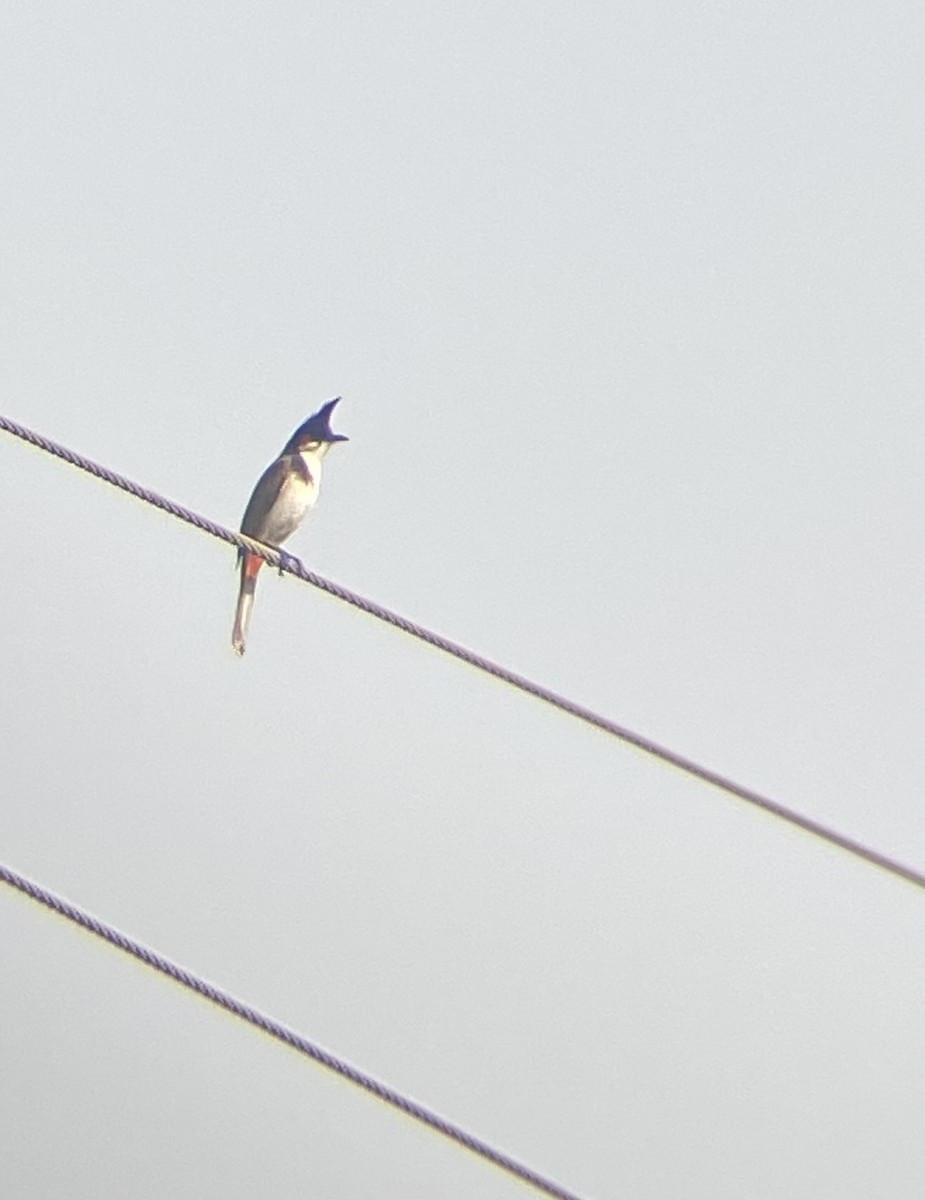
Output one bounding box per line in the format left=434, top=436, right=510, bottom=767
left=284, top=397, right=349, bottom=457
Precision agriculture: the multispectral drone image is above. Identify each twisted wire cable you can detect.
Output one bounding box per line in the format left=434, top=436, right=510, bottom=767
left=2, top=411, right=923, bottom=891
left=0, top=863, right=589, bottom=1200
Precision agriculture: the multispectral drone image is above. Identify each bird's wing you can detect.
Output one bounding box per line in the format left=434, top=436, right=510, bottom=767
left=239, top=456, right=292, bottom=542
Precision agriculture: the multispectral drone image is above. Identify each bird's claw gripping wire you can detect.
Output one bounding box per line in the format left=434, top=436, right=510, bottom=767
left=276, top=548, right=300, bottom=577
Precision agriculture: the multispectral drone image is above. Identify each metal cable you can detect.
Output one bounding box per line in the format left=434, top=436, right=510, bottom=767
left=0, top=863, right=590, bottom=1200
left=2, top=410, right=923, bottom=892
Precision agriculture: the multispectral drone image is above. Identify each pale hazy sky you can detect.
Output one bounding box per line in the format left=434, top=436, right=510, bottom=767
left=1, top=4, right=923, bottom=1198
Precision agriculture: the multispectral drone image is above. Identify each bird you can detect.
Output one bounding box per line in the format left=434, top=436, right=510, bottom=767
left=231, top=397, right=348, bottom=655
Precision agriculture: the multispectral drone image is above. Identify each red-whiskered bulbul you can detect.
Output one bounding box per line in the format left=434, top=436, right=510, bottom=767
left=232, top=397, right=348, bottom=655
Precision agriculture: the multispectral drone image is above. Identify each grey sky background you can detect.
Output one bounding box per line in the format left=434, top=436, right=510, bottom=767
left=1, top=3, right=923, bottom=1198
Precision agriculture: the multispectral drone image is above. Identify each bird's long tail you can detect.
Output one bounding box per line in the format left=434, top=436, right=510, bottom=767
left=231, top=553, right=264, bottom=656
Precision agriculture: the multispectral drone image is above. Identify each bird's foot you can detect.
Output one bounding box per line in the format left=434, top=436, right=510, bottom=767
left=277, top=549, right=299, bottom=577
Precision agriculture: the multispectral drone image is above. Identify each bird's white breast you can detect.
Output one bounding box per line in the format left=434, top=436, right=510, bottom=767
left=257, top=450, right=323, bottom=545
left=295, top=448, right=323, bottom=500
left=278, top=450, right=322, bottom=517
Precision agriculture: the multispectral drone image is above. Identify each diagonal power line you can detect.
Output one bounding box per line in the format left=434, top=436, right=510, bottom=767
left=0, top=863, right=588, bottom=1200
left=2, top=410, right=923, bottom=891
